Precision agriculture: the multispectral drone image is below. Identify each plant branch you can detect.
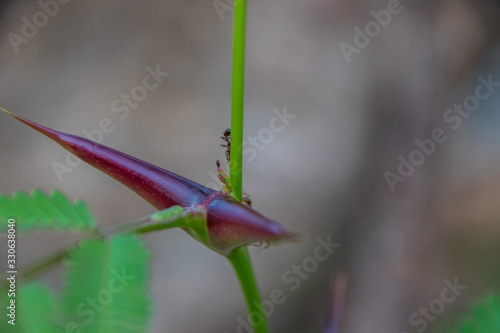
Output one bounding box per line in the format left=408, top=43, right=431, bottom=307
left=229, top=0, right=247, bottom=202
left=0, top=209, right=197, bottom=288
left=14, top=247, right=71, bottom=285
left=227, top=2, right=270, bottom=333
left=228, top=247, right=270, bottom=333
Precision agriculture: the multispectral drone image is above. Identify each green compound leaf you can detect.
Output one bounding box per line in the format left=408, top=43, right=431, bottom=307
left=457, top=293, right=500, bottom=333
left=61, top=234, right=151, bottom=333
left=0, top=283, right=59, bottom=333
left=0, top=189, right=96, bottom=233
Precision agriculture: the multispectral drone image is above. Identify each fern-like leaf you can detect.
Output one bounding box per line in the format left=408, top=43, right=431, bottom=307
left=61, top=234, right=150, bottom=333
left=0, top=283, right=59, bottom=332
left=0, top=189, right=96, bottom=233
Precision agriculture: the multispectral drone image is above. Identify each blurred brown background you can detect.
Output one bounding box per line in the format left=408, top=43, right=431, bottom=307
left=1, top=0, right=500, bottom=332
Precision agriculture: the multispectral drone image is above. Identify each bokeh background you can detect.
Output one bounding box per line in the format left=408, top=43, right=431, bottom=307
left=1, top=1, right=500, bottom=332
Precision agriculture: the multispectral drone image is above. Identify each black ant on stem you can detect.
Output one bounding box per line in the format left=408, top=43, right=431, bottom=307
left=217, top=128, right=252, bottom=207
left=221, top=128, right=231, bottom=163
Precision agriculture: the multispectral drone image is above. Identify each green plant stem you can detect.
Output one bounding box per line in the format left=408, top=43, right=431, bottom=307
left=229, top=0, right=247, bottom=202
left=0, top=246, right=70, bottom=289
left=228, top=2, right=270, bottom=332
left=227, top=247, right=270, bottom=333
left=0, top=213, right=196, bottom=288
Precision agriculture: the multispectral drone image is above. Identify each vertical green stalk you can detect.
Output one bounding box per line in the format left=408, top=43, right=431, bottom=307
left=228, top=247, right=270, bottom=333
left=229, top=0, right=246, bottom=202
left=228, top=1, right=270, bottom=332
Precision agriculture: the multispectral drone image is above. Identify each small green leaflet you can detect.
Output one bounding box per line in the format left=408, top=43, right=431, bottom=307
left=61, top=234, right=151, bottom=333
left=0, top=189, right=96, bottom=233
left=0, top=283, right=59, bottom=333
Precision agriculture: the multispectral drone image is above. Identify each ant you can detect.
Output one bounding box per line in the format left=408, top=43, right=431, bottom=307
left=216, top=128, right=252, bottom=207
left=220, top=128, right=231, bottom=163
